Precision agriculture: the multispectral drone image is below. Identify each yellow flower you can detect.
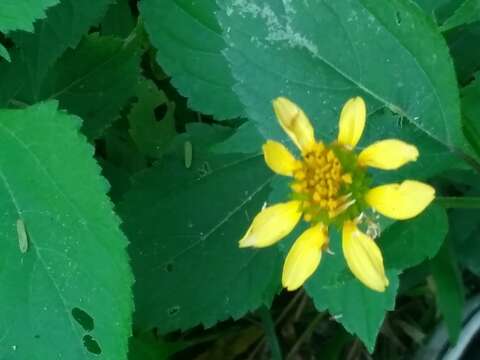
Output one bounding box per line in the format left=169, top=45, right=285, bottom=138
left=239, top=97, right=435, bottom=292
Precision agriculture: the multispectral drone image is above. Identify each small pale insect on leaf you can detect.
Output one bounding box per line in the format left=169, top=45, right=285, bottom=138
left=16, top=218, right=28, bottom=253
left=184, top=141, right=192, bottom=169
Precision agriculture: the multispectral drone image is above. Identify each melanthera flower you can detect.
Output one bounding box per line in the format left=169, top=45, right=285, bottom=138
left=239, top=97, right=435, bottom=292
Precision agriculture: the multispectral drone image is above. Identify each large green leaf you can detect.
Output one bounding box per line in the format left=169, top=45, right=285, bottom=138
left=119, top=124, right=281, bottom=332
left=450, top=207, right=480, bottom=275
left=379, top=204, right=448, bottom=270
left=0, top=102, right=132, bottom=359
left=446, top=22, right=480, bottom=85
left=0, top=0, right=113, bottom=105
left=441, top=0, right=480, bottom=31
left=217, top=0, right=470, bottom=156
left=414, top=0, right=464, bottom=23
left=461, top=72, right=480, bottom=153
left=213, top=121, right=265, bottom=154
left=0, top=0, right=59, bottom=33
left=41, top=33, right=142, bottom=139
left=140, top=0, right=244, bottom=119
left=304, top=230, right=399, bottom=353
left=128, top=78, right=177, bottom=158
left=355, top=109, right=463, bottom=183
left=0, top=43, right=10, bottom=62
left=101, top=0, right=135, bottom=38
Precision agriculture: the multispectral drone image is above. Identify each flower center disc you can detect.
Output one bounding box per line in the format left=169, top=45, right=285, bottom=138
left=290, top=142, right=357, bottom=225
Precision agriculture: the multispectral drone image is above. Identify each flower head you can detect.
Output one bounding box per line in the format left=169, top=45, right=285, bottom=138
left=239, top=97, right=435, bottom=292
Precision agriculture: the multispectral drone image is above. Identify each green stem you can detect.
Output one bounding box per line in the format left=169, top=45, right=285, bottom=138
left=258, top=306, right=282, bottom=360
left=436, top=196, right=480, bottom=209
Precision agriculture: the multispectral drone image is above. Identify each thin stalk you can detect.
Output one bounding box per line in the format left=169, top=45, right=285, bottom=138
left=258, top=306, right=283, bottom=360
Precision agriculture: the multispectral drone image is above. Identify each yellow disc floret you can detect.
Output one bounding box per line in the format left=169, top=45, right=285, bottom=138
left=290, top=142, right=370, bottom=226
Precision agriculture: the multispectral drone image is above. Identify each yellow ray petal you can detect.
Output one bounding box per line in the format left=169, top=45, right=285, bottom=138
left=342, top=221, right=389, bottom=292
left=358, top=139, right=419, bottom=170
left=272, top=97, right=315, bottom=152
left=337, top=97, right=366, bottom=148
left=239, top=201, right=302, bottom=248
left=366, top=180, right=435, bottom=220
left=262, top=140, right=298, bottom=176
left=282, top=224, right=328, bottom=291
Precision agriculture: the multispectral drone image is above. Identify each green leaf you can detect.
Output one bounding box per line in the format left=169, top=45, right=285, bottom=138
left=40, top=33, right=142, bottom=139
left=441, top=0, right=480, bottom=31
left=119, top=124, right=281, bottom=332
left=217, top=0, right=470, bottom=156
left=445, top=22, right=480, bottom=84
left=0, top=0, right=113, bottom=105
left=101, top=0, right=136, bottom=38
left=0, top=0, right=59, bottom=33
left=304, top=230, right=399, bottom=352
left=0, top=102, right=132, bottom=359
left=430, top=239, right=465, bottom=343
left=450, top=208, right=480, bottom=275
left=0, top=43, right=10, bottom=62
left=128, top=78, right=177, bottom=158
left=140, top=0, right=244, bottom=119
left=461, top=72, right=480, bottom=154
left=212, top=121, right=265, bottom=154
left=413, top=0, right=464, bottom=23
left=379, top=204, right=448, bottom=270
left=361, top=109, right=464, bottom=184
left=103, top=119, right=148, bottom=176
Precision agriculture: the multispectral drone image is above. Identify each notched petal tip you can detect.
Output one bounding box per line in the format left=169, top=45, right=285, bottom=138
left=342, top=221, right=388, bottom=292
left=262, top=140, right=297, bottom=176
left=282, top=224, right=327, bottom=291
left=272, top=97, right=315, bottom=152
left=337, top=97, right=366, bottom=148
left=366, top=180, right=435, bottom=220
left=358, top=139, right=419, bottom=170
left=238, top=201, right=302, bottom=248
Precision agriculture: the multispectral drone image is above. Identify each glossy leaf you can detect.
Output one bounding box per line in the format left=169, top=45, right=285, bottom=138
left=140, top=0, right=244, bottom=119
left=461, top=72, right=480, bottom=154
left=379, top=204, right=448, bottom=270
left=128, top=78, right=177, bottom=158
left=446, top=22, right=480, bottom=84
left=0, top=102, right=132, bottom=359
left=441, top=0, right=480, bottom=31
left=0, top=0, right=59, bottom=33
left=0, top=0, right=113, bottom=105
left=450, top=208, right=480, bottom=275
left=101, top=0, right=136, bottom=37
left=217, top=0, right=470, bottom=156
left=119, top=124, right=281, bottom=332
left=0, top=44, right=10, bottom=62
left=41, top=33, right=142, bottom=139
left=304, top=230, right=399, bottom=352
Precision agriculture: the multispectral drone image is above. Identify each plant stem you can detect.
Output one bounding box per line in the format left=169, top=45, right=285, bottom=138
left=259, top=306, right=283, bottom=360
